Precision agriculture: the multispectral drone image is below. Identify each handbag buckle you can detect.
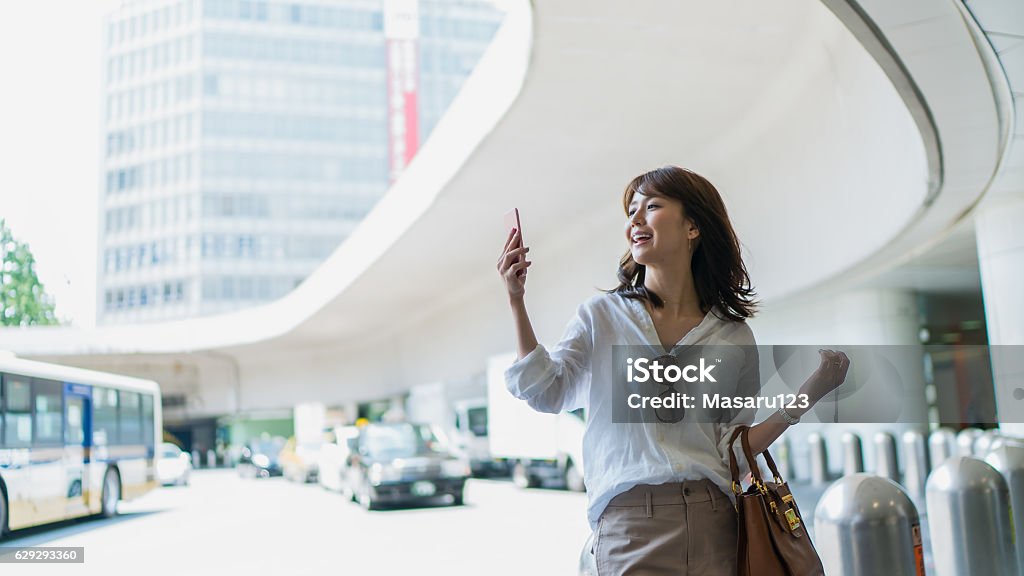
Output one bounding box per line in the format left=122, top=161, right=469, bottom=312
left=784, top=507, right=802, bottom=531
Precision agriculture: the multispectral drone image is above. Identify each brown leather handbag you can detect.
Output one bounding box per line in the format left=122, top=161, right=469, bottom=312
left=728, top=426, right=825, bottom=576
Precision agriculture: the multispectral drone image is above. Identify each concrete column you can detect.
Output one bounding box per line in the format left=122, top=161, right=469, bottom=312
left=751, top=289, right=928, bottom=480
left=975, top=196, right=1024, bottom=438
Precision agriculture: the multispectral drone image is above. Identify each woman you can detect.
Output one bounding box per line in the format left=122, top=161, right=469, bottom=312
left=496, top=166, right=849, bottom=575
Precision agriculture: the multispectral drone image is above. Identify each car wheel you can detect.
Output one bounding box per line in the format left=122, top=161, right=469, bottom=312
left=452, top=489, right=465, bottom=507
left=358, top=485, right=377, bottom=511
left=100, top=468, right=121, bottom=518
left=565, top=460, right=585, bottom=493
left=512, top=461, right=540, bottom=489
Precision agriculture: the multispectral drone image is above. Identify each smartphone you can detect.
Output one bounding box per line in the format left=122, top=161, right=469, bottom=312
left=504, top=208, right=524, bottom=277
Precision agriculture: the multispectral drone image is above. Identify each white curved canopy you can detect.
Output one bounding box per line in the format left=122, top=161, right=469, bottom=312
left=0, top=0, right=1010, bottom=410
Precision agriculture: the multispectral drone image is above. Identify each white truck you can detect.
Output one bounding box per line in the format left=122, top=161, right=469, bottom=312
left=486, top=352, right=586, bottom=491
left=405, top=380, right=507, bottom=476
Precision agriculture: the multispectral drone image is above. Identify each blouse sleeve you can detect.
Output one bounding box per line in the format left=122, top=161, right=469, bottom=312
left=503, top=302, right=593, bottom=414
left=716, top=329, right=760, bottom=480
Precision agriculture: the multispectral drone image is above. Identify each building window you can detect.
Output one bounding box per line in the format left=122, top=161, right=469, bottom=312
left=204, top=73, right=218, bottom=96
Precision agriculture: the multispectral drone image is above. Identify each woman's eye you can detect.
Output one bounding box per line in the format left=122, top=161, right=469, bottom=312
left=647, top=204, right=658, bottom=210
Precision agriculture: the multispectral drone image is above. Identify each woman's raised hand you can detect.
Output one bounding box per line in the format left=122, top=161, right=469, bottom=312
left=803, top=349, right=851, bottom=402
left=498, top=228, right=532, bottom=300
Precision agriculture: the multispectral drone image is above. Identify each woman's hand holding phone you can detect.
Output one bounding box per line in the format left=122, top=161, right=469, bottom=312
left=498, top=210, right=531, bottom=300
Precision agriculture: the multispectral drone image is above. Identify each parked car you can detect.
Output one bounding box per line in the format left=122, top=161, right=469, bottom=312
left=346, top=422, right=470, bottom=510
left=238, top=436, right=286, bottom=479
left=156, top=442, right=193, bottom=486
left=318, top=426, right=361, bottom=493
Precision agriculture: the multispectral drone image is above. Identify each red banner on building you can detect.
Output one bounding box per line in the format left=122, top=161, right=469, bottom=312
left=385, top=0, right=419, bottom=182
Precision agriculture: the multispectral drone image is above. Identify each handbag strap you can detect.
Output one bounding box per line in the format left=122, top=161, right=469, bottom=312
left=728, top=425, right=786, bottom=489
left=727, top=426, right=746, bottom=487
left=740, top=425, right=785, bottom=483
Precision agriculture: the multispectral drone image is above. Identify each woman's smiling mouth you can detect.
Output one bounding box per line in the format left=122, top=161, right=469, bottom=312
left=632, top=232, right=653, bottom=246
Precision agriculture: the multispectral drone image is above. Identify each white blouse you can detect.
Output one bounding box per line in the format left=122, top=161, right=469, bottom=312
left=504, top=292, right=759, bottom=530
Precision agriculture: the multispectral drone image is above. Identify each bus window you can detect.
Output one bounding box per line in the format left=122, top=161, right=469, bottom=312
left=93, top=387, right=119, bottom=446
left=4, top=377, right=32, bottom=447
left=141, top=394, right=155, bottom=448
left=66, top=396, right=85, bottom=446
left=120, top=391, right=142, bottom=445
left=34, top=379, right=63, bottom=446
left=1, top=372, right=4, bottom=446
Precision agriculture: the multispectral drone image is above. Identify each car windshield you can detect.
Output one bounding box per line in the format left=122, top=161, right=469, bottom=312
left=361, top=424, right=445, bottom=459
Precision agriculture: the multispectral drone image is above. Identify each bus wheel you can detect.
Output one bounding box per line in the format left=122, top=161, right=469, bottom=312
left=100, top=469, right=121, bottom=518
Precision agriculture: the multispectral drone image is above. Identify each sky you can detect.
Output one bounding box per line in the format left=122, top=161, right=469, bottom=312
left=0, top=2, right=121, bottom=328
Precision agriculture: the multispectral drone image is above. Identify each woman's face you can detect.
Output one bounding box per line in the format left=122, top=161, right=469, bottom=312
left=625, top=191, right=695, bottom=267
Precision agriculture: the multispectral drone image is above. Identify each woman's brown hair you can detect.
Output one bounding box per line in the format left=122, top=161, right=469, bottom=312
left=605, top=166, right=758, bottom=322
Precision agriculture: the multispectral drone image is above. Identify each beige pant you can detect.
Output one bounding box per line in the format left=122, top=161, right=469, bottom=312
left=593, top=479, right=738, bottom=576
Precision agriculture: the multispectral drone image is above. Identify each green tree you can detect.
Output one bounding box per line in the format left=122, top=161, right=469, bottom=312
left=1, top=218, right=59, bottom=326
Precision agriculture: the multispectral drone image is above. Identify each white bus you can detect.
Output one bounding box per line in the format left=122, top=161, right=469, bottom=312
left=0, top=354, right=161, bottom=537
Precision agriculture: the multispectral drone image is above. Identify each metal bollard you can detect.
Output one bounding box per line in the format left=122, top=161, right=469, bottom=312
left=809, top=432, right=830, bottom=486
left=207, top=449, right=217, bottom=468
left=985, top=444, right=1024, bottom=576
left=191, top=450, right=200, bottom=467
left=990, top=435, right=1024, bottom=452
left=975, top=429, right=1001, bottom=457
left=814, top=474, right=925, bottom=576
left=874, top=431, right=899, bottom=483
left=926, top=456, right=1019, bottom=576
left=902, top=430, right=929, bottom=507
left=841, top=432, right=864, bottom=476
left=956, top=427, right=983, bottom=457
left=770, top=435, right=795, bottom=480
left=929, top=428, right=956, bottom=472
